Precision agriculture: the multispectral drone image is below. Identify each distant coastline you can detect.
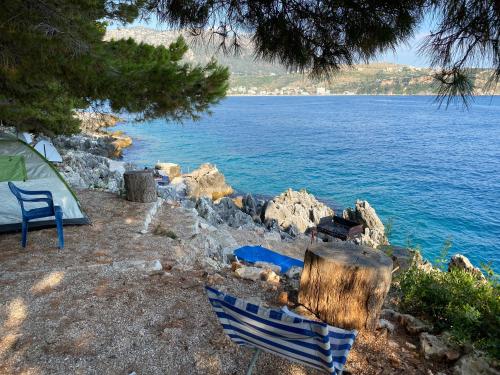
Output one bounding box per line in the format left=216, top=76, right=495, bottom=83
left=226, top=93, right=500, bottom=97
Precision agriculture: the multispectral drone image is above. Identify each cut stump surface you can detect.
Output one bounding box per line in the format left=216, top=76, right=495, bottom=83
left=298, top=242, right=392, bottom=331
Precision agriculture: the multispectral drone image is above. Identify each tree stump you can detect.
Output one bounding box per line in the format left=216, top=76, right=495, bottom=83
left=123, top=170, right=157, bottom=203
left=298, top=241, right=392, bottom=331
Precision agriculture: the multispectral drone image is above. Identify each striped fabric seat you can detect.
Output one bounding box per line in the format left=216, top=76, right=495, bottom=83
left=206, top=286, right=357, bottom=374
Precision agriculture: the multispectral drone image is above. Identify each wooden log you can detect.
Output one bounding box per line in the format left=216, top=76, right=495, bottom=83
left=123, top=170, right=157, bottom=203
left=298, top=241, right=392, bottom=331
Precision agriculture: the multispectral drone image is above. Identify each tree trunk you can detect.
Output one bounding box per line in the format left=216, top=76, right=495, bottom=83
left=298, top=242, right=392, bottom=331
left=123, top=170, right=157, bottom=203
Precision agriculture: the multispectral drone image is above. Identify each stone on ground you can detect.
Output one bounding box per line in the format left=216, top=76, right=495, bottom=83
left=234, top=266, right=263, bottom=281
left=254, top=261, right=281, bottom=274
left=453, top=352, right=500, bottom=375
left=419, top=332, right=461, bottom=361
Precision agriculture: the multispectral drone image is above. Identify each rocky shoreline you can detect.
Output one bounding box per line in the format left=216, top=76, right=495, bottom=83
left=1, top=119, right=496, bottom=375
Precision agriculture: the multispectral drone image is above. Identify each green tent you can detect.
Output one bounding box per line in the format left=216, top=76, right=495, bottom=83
left=0, top=155, right=28, bottom=182
left=0, top=132, right=89, bottom=233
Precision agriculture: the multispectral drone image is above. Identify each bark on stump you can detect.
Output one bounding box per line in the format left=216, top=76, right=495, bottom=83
left=298, top=242, right=392, bottom=331
left=123, top=170, right=157, bottom=203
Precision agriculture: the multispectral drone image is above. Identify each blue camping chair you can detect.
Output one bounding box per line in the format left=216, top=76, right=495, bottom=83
left=206, top=286, right=357, bottom=375
left=8, top=182, right=64, bottom=248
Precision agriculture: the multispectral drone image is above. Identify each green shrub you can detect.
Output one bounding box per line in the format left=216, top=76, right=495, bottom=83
left=399, top=265, right=500, bottom=359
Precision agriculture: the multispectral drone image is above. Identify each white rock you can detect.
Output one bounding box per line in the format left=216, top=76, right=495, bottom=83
left=448, top=254, right=485, bottom=280
left=453, top=352, right=500, bottom=375
left=234, top=266, right=263, bottom=281
left=254, top=261, right=281, bottom=274
left=343, top=200, right=388, bottom=248
left=260, top=269, right=280, bottom=283
left=285, top=266, right=303, bottom=279
left=378, top=319, right=395, bottom=334
left=146, top=260, right=163, bottom=275
left=202, top=257, right=222, bottom=271
left=264, top=188, right=333, bottom=233
left=419, top=332, right=460, bottom=361
left=405, top=342, right=417, bottom=350
left=399, top=313, right=433, bottom=335
left=183, top=163, right=233, bottom=200
left=57, top=150, right=129, bottom=193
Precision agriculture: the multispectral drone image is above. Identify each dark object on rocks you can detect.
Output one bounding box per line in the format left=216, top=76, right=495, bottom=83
left=286, top=224, right=300, bottom=237
left=298, top=242, right=392, bottom=331
left=316, top=215, right=363, bottom=241
left=266, top=219, right=280, bottom=232
left=124, top=170, right=157, bottom=203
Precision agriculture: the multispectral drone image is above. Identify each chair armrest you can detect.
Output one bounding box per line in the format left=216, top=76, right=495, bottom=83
left=17, top=188, right=53, bottom=199
left=22, top=198, right=53, bottom=205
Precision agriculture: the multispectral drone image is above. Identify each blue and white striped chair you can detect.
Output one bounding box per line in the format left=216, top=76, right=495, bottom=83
left=206, top=286, right=357, bottom=375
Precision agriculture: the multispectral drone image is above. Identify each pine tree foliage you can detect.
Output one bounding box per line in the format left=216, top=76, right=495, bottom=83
left=154, top=0, right=499, bottom=104
left=0, top=0, right=229, bottom=134
left=1, top=1, right=498, bottom=135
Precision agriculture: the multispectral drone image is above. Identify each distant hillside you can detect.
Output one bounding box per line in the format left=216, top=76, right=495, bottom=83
left=105, top=27, right=499, bottom=96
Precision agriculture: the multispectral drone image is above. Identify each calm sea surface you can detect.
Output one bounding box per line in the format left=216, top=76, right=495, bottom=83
left=114, top=96, right=500, bottom=270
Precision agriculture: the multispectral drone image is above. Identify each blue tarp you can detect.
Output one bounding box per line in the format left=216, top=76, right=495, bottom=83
left=234, top=245, right=304, bottom=273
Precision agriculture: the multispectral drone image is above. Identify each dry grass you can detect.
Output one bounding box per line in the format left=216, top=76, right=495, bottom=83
left=152, top=224, right=178, bottom=239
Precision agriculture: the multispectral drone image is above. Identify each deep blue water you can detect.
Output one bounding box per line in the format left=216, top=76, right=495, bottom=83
left=114, top=96, right=500, bottom=271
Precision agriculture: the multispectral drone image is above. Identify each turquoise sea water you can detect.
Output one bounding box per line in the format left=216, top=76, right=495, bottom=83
left=114, top=96, right=500, bottom=271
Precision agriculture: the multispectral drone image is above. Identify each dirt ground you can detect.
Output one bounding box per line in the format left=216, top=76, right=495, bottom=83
left=0, top=190, right=450, bottom=375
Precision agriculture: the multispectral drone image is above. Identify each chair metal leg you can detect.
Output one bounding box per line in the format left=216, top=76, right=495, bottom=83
left=21, top=220, right=28, bottom=247
left=55, top=208, right=64, bottom=249
left=246, top=348, right=261, bottom=375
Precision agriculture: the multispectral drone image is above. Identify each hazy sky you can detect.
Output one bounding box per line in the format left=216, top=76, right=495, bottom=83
left=119, top=16, right=435, bottom=68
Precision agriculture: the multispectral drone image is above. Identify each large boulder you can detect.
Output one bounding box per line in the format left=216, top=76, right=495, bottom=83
left=448, top=254, right=485, bottom=280
left=242, top=193, right=257, bottom=217
left=195, top=197, right=223, bottom=226
left=343, top=200, right=388, bottom=248
left=53, top=134, right=116, bottom=158
left=58, top=150, right=129, bottom=192
left=263, top=189, right=333, bottom=233
left=183, top=163, right=233, bottom=200
left=215, top=197, right=254, bottom=228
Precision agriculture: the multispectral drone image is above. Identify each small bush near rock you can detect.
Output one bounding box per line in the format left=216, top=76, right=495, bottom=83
left=399, top=265, right=499, bottom=359
left=153, top=225, right=178, bottom=239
